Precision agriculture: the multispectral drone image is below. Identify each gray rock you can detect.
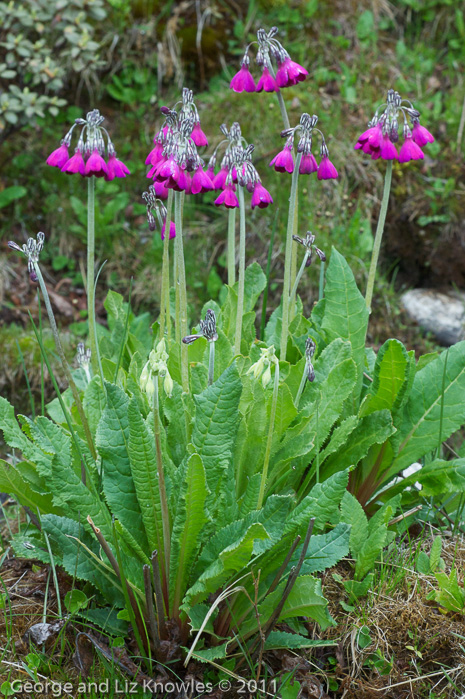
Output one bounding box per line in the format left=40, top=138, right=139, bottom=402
left=401, top=289, right=465, bottom=345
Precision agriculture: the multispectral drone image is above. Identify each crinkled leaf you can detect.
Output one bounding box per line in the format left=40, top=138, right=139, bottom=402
left=170, top=454, right=209, bottom=610
left=97, top=383, right=148, bottom=551
left=392, top=342, right=465, bottom=472
left=321, top=248, right=369, bottom=398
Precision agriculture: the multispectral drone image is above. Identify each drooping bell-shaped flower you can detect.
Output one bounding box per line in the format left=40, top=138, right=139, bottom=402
left=256, top=67, right=278, bottom=93
left=85, top=149, right=108, bottom=177
left=251, top=181, right=273, bottom=209
left=276, top=57, right=308, bottom=87
left=411, top=119, right=434, bottom=147
left=270, top=145, right=294, bottom=173
left=61, top=149, right=85, bottom=175
left=230, top=62, right=256, bottom=93
left=214, top=182, right=239, bottom=208
left=317, top=155, right=338, bottom=180
left=191, top=121, right=208, bottom=147
left=46, top=143, right=69, bottom=169
left=398, top=136, right=424, bottom=163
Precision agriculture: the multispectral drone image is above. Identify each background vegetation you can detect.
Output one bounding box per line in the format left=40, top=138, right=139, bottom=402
left=1, top=0, right=464, bottom=407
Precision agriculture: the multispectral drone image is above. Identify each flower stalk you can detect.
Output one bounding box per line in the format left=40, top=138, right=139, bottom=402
left=33, top=261, right=97, bottom=466
left=280, top=152, right=302, bottom=360
left=227, top=208, right=236, bottom=286
left=365, top=160, right=393, bottom=311
left=258, top=356, right=280, bottom=510
left=295, top=338, right=316, bottom=407
left=86, top=177, right=99, bottom=375
left=159, top=190, right=174, bottom=340
left=234, top=185, right=247, bottom=356
left=174, top=191, right=189, bottom=391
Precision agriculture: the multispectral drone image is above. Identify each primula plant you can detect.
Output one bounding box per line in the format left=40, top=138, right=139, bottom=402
left=2, top=25, right=465, bottom=688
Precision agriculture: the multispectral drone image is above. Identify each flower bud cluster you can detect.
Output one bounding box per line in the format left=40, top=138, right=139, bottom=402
left=140, top=340, right=174, bottom=399
left=142, top=185, right=176, bottom=240
left=247, top=345, right=279, bottom=388
left=292, top=231, right=326, bottom=267
left=230, top=27, right=308, bottom=94
left=182, top=309, right=218, bottom=344
left=354, top=89, right=434, bottom=162
left=304, top=338, right=316, bottom=383
left=209, top=122, right=273, bottom=210
left=46, top=109, right=130, bottom=180
left=77, top=342, right=92, bottom=382
left=145, top=88, right=211, bottom=199
left=8, top=231, right=45, bottom=282
left=270, top=113, right=338, bottom=180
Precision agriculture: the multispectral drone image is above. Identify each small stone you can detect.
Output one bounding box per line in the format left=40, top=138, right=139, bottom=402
left=401, top=289, right=465, bottom=345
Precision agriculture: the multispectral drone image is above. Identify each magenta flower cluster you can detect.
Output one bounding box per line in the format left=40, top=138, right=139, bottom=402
left=355, top=89, right=434, bottom=163
left=230, top=27, right=308, bottom=94
left=207, top=122, right=273, bottom=210
left=145, top=88, right=211, bottom=201
left=46, top=109, right=130, bottom=180
left=270, top=113, right=338, bottom=181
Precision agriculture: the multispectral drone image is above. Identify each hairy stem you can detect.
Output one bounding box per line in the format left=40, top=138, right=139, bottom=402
left=174, top=191, right=189, bottom=391
left=289, top=250, right=309, bottom=307
left=227, top=207, right=236, bottom=287
left=143, top=564, right=160, bottom=654
left=234, top=185, right=246, bottom=356
left=257, top=362, right=280, bottom=510
left=295, top=360, right=308, bottom=408
left=153, top=377, right=171, bottom=583
left=159, top=189, right=173, bottom=340
left=151, top=550, right=168, bottom=638
left=280, top=153, right=302, bottom=360
left=208, top=341, right=215, bottom=385
left=289, top=197, right=299, bottom=320
left=34, top=263, right=96, bottom=466
left=319, top=260, right=325, bottom=300
left=365, top=160, right=393, bottom=311
left=87, top=177, right=99, bottom=375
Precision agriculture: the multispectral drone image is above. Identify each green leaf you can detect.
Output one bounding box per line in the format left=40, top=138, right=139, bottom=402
left=355, top=525, right=387, bottom=580
left=265, top=632, right=337, bottom=650
left=392, top=343, right=465, bottom=472
left=191, top=364, right=242, bottom=492
left=41, top=515, right=124, bottom=606
left=357, top=625, right=372, bottom=649
left=340, top=492, right=368, bottom=558
left=64, top=589, right=89, bottom=613
left=360, top=339, right=411, bottom=417
left=291, top=523, right=351, bottom=575
left=416, top=551, right=431, bottom=575
left=0, top=185, right=27, bottom=209
left=341, top=573, right=373, bottom=602
left=259, top=575, right=335, bottom=631
left=78, top=607, right=128, bottom=636
left=323, top=410, right=395, bottom=478
left=285, top=470, right=349, bottom=534
left=321, top=248, right=369, bottom=397
left=0, top=460, right=56, bottom=514
left=127, top=399, right=163, bottom=558
left=318, top=416, right=358, bottom=465
left=182, top=522, right=269, bottom=610
left=170, top=454, right=209, bottom=611
left=83, top=376, right=106, bottom=438
left=270, top=340, right=356, bottom=487
left=188, top=643, right=229, bottom=662
left=97, top=383, right=148, bottom=551
left=429, top=568, right=465, bottom=613
left=403, top=458, right=465, bottom=496
left=429, top=536, right=442, bottom=573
